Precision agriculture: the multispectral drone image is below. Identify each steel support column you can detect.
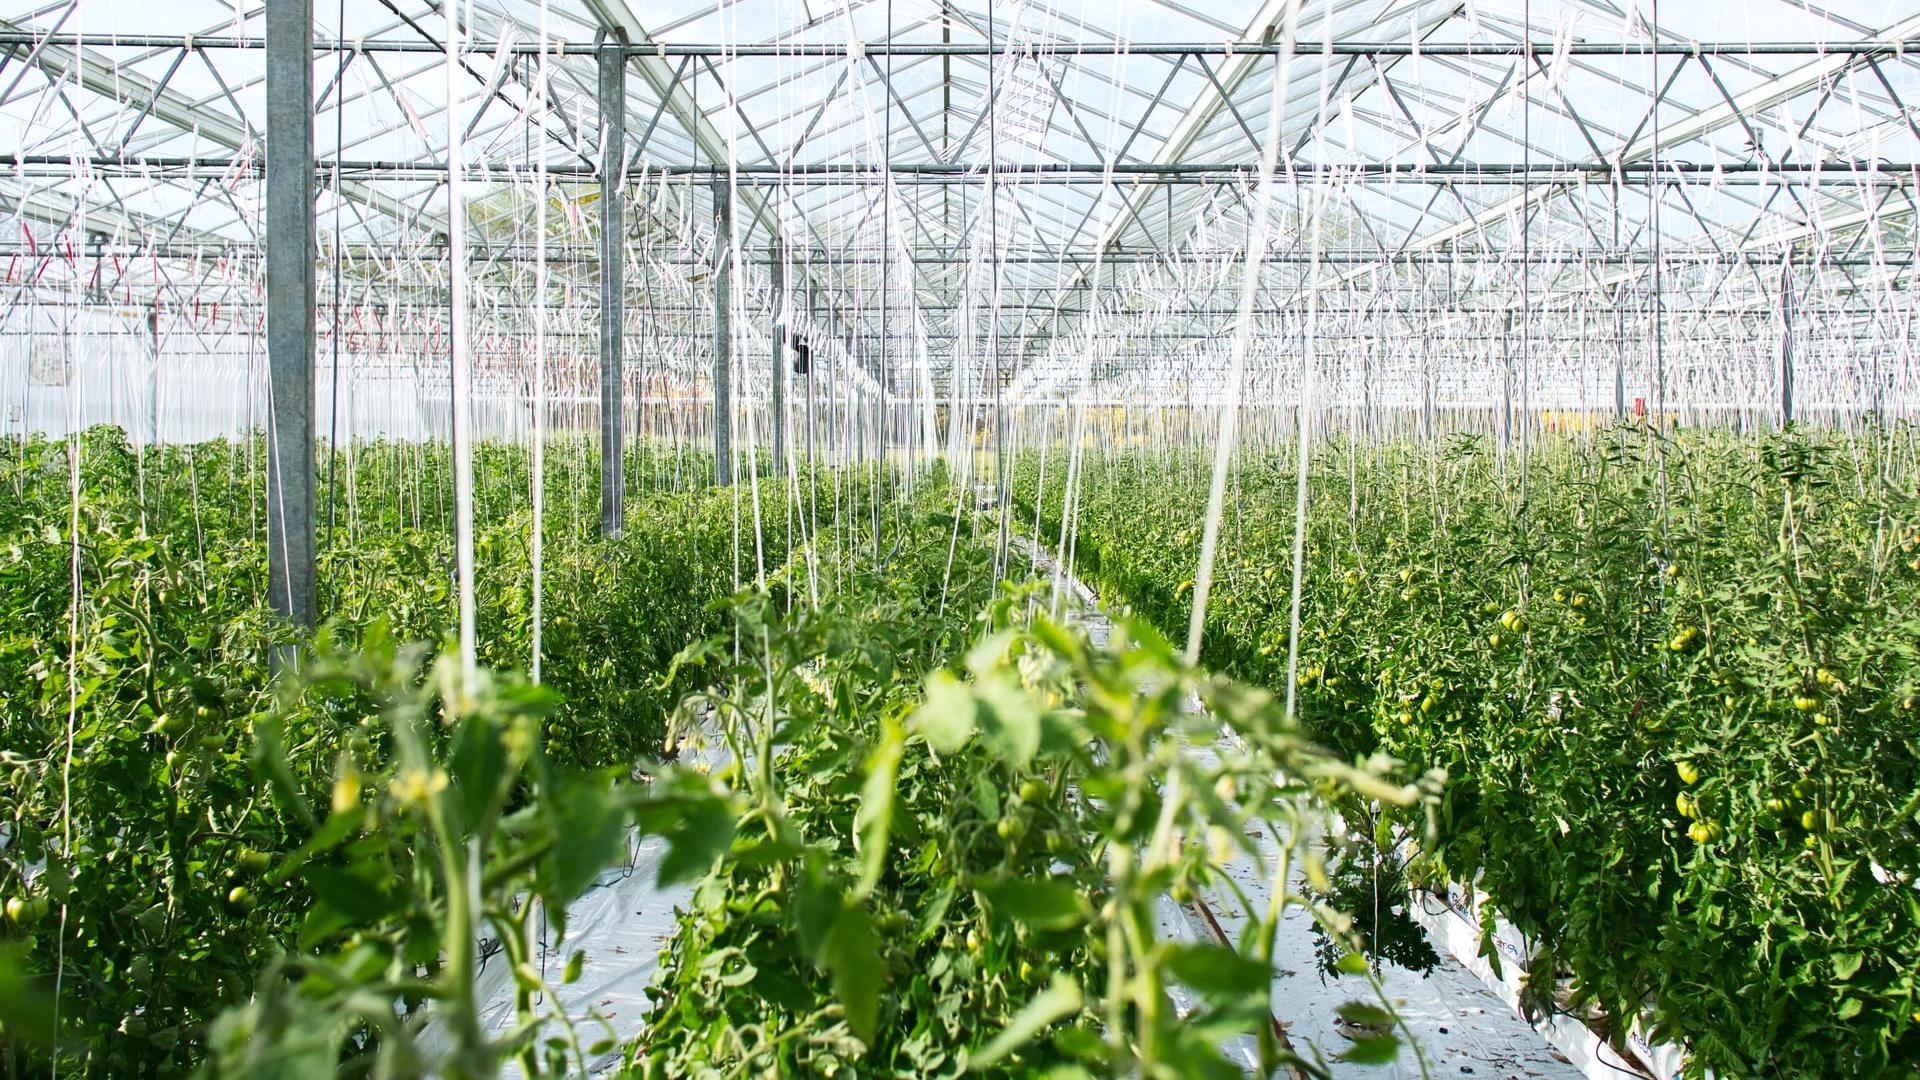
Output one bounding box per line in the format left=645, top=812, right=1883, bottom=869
left=265, top=0, right=315, bottom=632
left=1614, top=298, right=1627, bottom=420
left=598, top=38, right=626, bottom=534
left=1779, top=258, right=1795, bottom=427
left=1500, top=309, right=1515, bottom=458
left=770, top=244, right=787, bottom=467
left=713, top=181, right=733, bottom=486
left=804, top=252, right=815, bottom=467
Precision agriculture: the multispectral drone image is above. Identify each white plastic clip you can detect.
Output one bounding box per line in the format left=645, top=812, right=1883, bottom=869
left=850, top=40, right=867, bottom=61
left=553, top=37, right=566, bottom=56
left=353, top=36, right=364, bottom=55
left=656, top=42, right=667, bottom=60
left=1690, top=39, right=1701, bottom=59
left=1223, top=40, right=1235, bottom=58
left=182, top=33, right=194, bottom=50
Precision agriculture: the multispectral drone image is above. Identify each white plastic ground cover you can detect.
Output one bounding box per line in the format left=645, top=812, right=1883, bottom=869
left=418, top=729, right=732, bottom=1075
left=1407, top=883, right=1693, bottom=1080
left=1013, top=531, right=1584, bottom=1079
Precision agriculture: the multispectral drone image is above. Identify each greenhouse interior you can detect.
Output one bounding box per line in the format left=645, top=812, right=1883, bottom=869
left=1, top=0, right=1917, bottom=1074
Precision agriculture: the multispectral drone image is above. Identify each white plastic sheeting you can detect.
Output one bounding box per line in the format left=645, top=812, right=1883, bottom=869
left=1, top=322, right=543, bottom=446
left=465, top=833, right=698, bottom=1075
left=422, top=733, right=731, bottom=1074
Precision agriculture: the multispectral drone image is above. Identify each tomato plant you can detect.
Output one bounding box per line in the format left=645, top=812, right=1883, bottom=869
left=1015, top=426, right=1920, bottom=1076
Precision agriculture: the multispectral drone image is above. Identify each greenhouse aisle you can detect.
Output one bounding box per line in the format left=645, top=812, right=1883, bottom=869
left=446, top=733, right=739, bottom=1074
left=1012, top=531, right=1584, bottom=1080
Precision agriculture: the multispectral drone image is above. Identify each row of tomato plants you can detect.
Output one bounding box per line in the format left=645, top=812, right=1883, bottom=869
left=0, top=427, right=895, bottom=1073
left=4, top=429, right=1429, bottom=1077
left=202, top=483, right=1435, bottom=1077
left=1015, top=427, right=1920, bottom=1077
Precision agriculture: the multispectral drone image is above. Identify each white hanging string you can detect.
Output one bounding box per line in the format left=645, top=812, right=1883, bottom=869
left=530, top=0, right=549, bottom=685
left=447, top=0, right=477, bottom=689
left=1184, top=0, right=1306, bottom=666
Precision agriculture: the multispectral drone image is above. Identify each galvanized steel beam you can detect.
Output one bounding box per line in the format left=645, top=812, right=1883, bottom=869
left=264, top=0, right=315, bottom=631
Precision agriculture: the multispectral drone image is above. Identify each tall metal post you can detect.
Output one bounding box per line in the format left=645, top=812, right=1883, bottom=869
left=770, top=244, right=787, bottom=467
left=597, top=38, right=627, bottom=534
left=1779, top=256, right=1795, bottom=428
left=265, top=0, right=316, bottom=631
left=1612, top=175, right=1626, bottom=421
left=713, top=181, right=733, bottom=486
left=1613, top=298, right=1626, bottom=420
left=1499, top=309, right=1515, bottom=458
left=804, top=253, right=815, bottom=467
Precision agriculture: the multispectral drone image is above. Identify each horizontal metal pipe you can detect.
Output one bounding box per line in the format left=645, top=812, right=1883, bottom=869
left=0, top=32, right=1910, bottom=57
left=7, top=244, right=1912, bottom=268
left=2, top=155, right=1913, bottom=184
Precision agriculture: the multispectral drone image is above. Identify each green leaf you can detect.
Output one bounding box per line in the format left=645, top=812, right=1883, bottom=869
left=1335, top=1001, right=1396, bottom=1026
left=824, top=903, right=881, bottom=1043
left=1339, top=1034, right=1401, bottom=1064
left=978, top=878, right=1086, bottom=931
left=1334, top=952, right=1371, bottom=976
left=855, top=719, right=905, bottom=897
left=1165, top=942, right=1272, bottom=998
left=912, top=671, right=977, bottom=754
left=634, top=781, right=737, bottom=887
left=249, top=718, right=314, bottom=829
left=538, top=775, right=628, bottom=913
left=0, top=944, right=55, bottom=1048
left=795, top=858, right=839, bottom=960
left=968, top=974, right=1083, bottom=1070
left=1028, top=617, right=1081, bottom=662
left=1831, top=951, right=1863, bottom=981
left=449, top=714, right=508, bottom=832
left=303, top=864, right=396, bottom=924
left=976, top=673, right=1041, bottom=767
left=964, top=630, right=1017, bottom=679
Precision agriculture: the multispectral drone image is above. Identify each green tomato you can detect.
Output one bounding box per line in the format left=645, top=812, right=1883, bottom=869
left=6, top=895, right=44, bottom=927
left=227, top=885, right=259, bottom=915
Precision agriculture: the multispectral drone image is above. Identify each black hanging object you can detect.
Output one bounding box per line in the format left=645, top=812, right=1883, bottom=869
left=791, top=335, right=811, bottom=375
